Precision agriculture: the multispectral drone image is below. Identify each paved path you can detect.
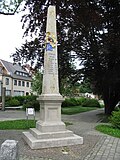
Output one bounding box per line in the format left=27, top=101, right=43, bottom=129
left=0, top=109, right=119, bottom=160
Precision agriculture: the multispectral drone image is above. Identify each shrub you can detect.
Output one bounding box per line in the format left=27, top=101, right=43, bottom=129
left=5, top=96, right=12, bottom=101
left=14, top=96, right=25, bottom=105
left=62, top=98, right=78, bottom=107
left=62, top=97, right=87, bottom=107
left=82, top=98, right=100, bottom=108
left=109, top=110, right=120, bottom=129
left=5, top=95, right=38, bottom=107
left=25, top=95, right=37, bottom=101
left=76, top=97, right=86, bottom=105
left=22, top=100, right=40, bottom=111
left=6, top=98, right=20, bottom=107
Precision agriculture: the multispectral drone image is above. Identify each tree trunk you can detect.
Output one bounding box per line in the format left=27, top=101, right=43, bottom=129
left=104, top=97, right=118, bottom=115
left=104, top=105, right=114, bottom=115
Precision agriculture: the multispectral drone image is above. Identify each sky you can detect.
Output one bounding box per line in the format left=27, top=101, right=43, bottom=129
left=0, top=13, right=24, bottom=62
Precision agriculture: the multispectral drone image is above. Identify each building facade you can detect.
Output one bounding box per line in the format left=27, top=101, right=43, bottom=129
left=0, top=59, right=32, bottom=96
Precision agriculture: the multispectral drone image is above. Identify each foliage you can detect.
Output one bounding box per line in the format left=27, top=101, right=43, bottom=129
left=0, top=0, right=23, bottom=15
left=61, top=106, right=98, bottom=115
left=109, top=110, right=120, bottom=129
left=96, top=125, right=120, bottom=138
left=62, top=98, right=78, bottom=107
left=82, top=99, right=100, bottom=108
left=78, top=1, right=120, bottom=114
left=5, top=95, right=38, bottom=107
left=31, top=71, right=43, bottom=95
left=62, top=97, right=86, bottom=107
left=11, top=0, right=120, bottom=114
left=22, top=100, right=40, bottom=111
left=24, top=95, right=38, bottom=101
left=60, top=79, right=81, bottom=97
left=79, top=78, right=92, bottom=93
left=6, top=98, right=20, bottom=107
left=5, top=96, right=12, bottom=102
left=14, top=96, right=26, bottom=105
left=61, top=97, right=100, bottom=108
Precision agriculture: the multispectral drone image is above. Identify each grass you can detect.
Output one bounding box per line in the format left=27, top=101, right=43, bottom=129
left=96, top=124, right=120, bottom=138
left=0, top=119, right=72, bottom=130
left=61, top=106, right=98, bottom=115
left=0, top=119, right=36, bottom=130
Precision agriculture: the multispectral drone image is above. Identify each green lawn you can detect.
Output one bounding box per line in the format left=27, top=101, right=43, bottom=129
left=96, top=124, right=120, bottom=138
left=61, top=106, right=98, bottom=115
left=0, top=119, right=72, bottom=130
left=0, top=119, right=36, bottom=130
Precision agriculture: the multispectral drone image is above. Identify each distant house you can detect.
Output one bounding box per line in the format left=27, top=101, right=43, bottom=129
left=0, top=59, right=32, bottom=96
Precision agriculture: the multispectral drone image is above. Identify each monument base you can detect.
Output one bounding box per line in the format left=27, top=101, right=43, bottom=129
left=23, top=128, right=83, bottom=149
left=23, top=94, right=83, bottom=149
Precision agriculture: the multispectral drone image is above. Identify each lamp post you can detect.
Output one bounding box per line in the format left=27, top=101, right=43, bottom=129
left=0, top=66, right=5, bottom=111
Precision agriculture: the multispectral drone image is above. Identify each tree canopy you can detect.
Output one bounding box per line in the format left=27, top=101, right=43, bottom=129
left=11, top=0, right=120, bottom=114
left=0, top=0, right=22, bottom=15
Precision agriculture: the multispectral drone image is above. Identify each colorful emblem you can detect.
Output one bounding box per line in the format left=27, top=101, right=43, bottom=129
left=45, top=32, right=56, bottom=51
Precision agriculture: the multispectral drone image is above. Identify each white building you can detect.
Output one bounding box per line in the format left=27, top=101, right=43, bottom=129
left=0, top=59, right=32, bottom=96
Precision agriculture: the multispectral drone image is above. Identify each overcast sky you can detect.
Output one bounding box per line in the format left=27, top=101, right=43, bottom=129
left=0, top=13, right=24, bottom=62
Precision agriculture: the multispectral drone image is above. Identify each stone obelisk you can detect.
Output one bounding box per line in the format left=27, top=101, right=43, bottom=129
left=23, top=6, right=83, bottom=149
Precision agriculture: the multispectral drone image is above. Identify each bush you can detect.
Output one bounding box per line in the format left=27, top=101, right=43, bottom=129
left=62, top=97, right=87, bottom=107
left=5, top=96, right=12, bottom=101
left=14, top=96, right=25, bottom=105
left=82, top=98, right=100, bottom=108
left=62, top=98, right=78, bottom=107
left=5, top=95, right=38, bottom=107
left=22, top=100, right=40, bottom=111
left=25, top=95, right=37, bottom=101
left=76, top=97, right=86, bottom=105
left=6, top=98, right=20, bottom=107
left=109, top=110, right=120, bottom=129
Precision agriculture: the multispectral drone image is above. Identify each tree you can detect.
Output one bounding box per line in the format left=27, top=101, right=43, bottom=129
left=77, top=0, right=120, bottom=114
left=31, top=71, right=42, bottom=95
left=11, top=0, right=120, bottom=114
left=60, top=77, right=81, bottom=97
left=79, top=79, right=92, bottom=94
left=0, top=0, right=22, bottom=15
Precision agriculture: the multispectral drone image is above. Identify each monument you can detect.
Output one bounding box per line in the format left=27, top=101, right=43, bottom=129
left=23, top=5, right=83, bottom=149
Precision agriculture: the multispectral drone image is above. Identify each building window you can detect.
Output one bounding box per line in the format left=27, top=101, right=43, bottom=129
left=18, top=81, right=21, bottom=86
left=6, top=90, right=11, bottom=96
left=22, top=81, right=25, bottom=86
left=14, top=90, right=24, bottom=96
left=14, top=80, right=17, bottom=85
left=26, top=82, right=29, bottom=87
left=5, top=78, right=9, bottom=85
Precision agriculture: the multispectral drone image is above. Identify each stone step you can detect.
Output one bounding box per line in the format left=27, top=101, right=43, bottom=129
left=23, top=131, right=83, bottom=149
left=30, top=128, right=73, bottom=139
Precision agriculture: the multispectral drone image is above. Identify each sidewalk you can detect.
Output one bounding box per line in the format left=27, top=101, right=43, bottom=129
left=0, top=109, right=120, bottom=160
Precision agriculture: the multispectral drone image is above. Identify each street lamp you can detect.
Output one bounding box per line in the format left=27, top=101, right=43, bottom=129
left=0, top=66, right=5, bottom=111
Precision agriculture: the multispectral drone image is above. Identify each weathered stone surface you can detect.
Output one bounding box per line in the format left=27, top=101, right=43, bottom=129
left=0, top=140, right=19, bottom=160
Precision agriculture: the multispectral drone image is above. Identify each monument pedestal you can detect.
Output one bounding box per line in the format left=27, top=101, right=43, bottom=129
left=23, top=95, right=83, bottom=149
left=23, top=5, right=83, bottom=149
